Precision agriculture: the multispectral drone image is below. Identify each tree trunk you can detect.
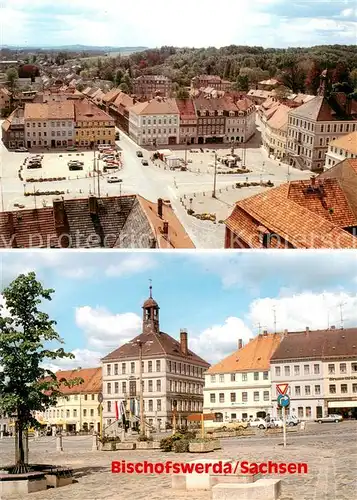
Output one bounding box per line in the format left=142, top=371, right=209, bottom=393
left=11, top=418, right=29, bottom=473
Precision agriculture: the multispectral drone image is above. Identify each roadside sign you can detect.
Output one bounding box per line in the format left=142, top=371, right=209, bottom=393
left=276, top=383, right=289, bottom=396
left=277, top=394, right=290, bottom=408
left=98, top=393, right=103, bottom=403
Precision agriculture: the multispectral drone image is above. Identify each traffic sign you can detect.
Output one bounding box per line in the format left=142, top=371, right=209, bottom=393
left=277, top=394, right=290, bottom=408
left=276, top=383, right=289, bottom=396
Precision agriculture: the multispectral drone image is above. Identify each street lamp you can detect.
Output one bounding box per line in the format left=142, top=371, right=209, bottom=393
left=212, top=152, right=218, bottom=198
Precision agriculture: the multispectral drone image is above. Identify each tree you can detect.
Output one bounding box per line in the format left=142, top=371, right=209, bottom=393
left=115, top=69, right=124, bottom=86
left=176, top=87, right=189, bottom=99
left=278, top=56, right=306, bottom=93
left=119, top=82, right=130, bottom=94
left=349, top=68, right=357, bottom=89
left=274, top=85, right=290, bottom=100
left=0, top=273, right=82, bottom=473
left=6, top=68, right=18, bottom=93
left=121, top=72, right=132, bottom=92
left=236, top=74, right=249, bottom=91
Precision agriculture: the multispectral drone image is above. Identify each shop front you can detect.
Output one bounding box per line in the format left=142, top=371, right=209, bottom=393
left=327, top=400, right=357, bottom=419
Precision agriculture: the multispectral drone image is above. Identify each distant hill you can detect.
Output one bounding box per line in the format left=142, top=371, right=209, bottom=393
left=2, top=45, right=149, bottom=54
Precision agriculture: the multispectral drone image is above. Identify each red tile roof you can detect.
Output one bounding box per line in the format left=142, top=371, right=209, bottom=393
left=54, top=367, right=102, bottom=395
left=290, top=93, right=357, bottom=121
left=175, top=98, right=197, bottom=119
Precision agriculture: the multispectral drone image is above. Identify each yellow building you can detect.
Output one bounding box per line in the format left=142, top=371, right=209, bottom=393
left=74, top=99, right=115, bottom=147
left=38, top=367, right=102, bottom=434
left=262, top=103, right=290, bottom=161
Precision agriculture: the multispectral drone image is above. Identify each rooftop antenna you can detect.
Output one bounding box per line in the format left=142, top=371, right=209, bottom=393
left=273, top=307, right=277, bottom=334
left=339, top=302, right=346, bottom=330
left=149, top=278, right=152, bottom=298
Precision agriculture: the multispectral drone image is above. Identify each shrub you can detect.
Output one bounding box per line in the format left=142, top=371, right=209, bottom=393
left=173, top=439, right=189, bottom=453
left=138, top=435, right=153, bottom=442
left=160, top=432, right=185, bottom=452
left=99, top=436, right=120, bottom=444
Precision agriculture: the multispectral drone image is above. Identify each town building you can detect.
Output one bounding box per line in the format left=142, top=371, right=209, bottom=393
left=1, top=107, right=25, bottom=149
left=128, top=97, right=180, bottom=146
left=24, top=101, right=75, bottom=148
left=224, top=161, right=357, bottom=249
left=73, top=99, right=115, bottom=146
left=286, top=93, right=357, bottom=171
left=203, top=333, right=281, bottom=422
left=0, top=87, right=11, bottom=116
left=194, top=98, right=226, bottom=144
left=37, top=368, right=102, bottom=433
left=0, top=195, right=195, bottom=249
left=0, top=412, right=12, bottom=436
left=261, top=103, right=290, bottom=160
left=133, top=75, right=172, bottom=100
left=176, top=98, right=197, bottom=145
left=270, top=327, right=357, bottom=420
left=101, top=287, right=209, bottom=430
left=191, top=75, right=233, bottom=92
left=257, top=79, right=280, bottom=91
left=224, top=97, right=256, bottom=144
left=108, top=91, right=135, bottom=134
left=324, top=131, right=357, bottom=169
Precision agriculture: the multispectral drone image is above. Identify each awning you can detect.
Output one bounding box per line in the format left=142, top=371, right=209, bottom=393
left=328, top=401, right=357, bottom=408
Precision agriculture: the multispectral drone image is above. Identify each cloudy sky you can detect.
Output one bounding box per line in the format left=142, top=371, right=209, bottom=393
left=1, top=251, right=356, bottom=370
left=1, top=0, right=356, bottom=48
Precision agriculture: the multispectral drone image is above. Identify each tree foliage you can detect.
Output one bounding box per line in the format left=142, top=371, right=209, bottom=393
left=0, top=272, right=82, bottom=471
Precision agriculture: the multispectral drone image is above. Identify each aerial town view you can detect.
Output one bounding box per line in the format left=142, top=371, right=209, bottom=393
left=0, top=1, right=357, bottom=500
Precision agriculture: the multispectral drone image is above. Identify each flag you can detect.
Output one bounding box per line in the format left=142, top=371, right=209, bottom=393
left=115, top=401, right=119, bottom=420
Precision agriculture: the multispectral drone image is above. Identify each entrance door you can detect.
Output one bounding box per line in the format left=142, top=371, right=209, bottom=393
left=316, top=406, right=323, bottom=419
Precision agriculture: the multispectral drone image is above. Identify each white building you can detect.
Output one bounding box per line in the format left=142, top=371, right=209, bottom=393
left=324, top=131, right=357, bottom=169
left=271, top=327, right=357, bottom=420
left=24, top=101, right=75, bottom=148
left=101, top=287, right=209, bottom=431
left=203, top=333, right=281, bottom=422
left=224, top=97, right=256, bottom=144
left=128, top=97, right=180, bottom=146
left=286, top=93, right=357, bottom=172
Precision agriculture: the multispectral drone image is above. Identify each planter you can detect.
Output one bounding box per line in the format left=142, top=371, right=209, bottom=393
left=136, top=441, right=154, bottom=450
left=189, top=441, right=215, bottom=453
left=116, top=442, right=136, bottom=450
left=102, top=441, right=117, bottom=451
left=211, top=439, right=221, bottom=450
left=45, top=475, right=73, bottom=488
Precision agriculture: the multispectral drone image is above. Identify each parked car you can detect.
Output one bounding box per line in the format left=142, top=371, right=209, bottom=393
left=286, top=416, right=299, bottom=426
left=15, top=147, right=28, bottom=152
left=136, top=150, right=143, bottom=157
left=248, top=418, right=267, bottom=430
left=269, top=418, right=283, bottom=428
left=107, top=176, right=122, bottom=183
left=315, top=414, right=343, bottom=423
left=27, top=162, right=41, bottom=169
left=68, top=162, right=83, bottom=171
left=141, top=159, right=149, bottom=166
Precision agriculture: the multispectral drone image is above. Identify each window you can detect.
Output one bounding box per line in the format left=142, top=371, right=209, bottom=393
left=305, top=407, right=311, bottom=418
left=91, top=394, right=95, bottom=400
left=210, top=393, right=216, bottom=403
left=341, top=384, right=347, bottom=394
left=219, top=374, right=224, bottom=383
left=263, top=371, right=268, bottom=380
left=74, top=395, right=78, bottom=400
left=114, top=382, right=119, bottom=393
left=294, top=365, right=300, bottom=376
left=231, top=374, right=236, bottom=381
left=298, top=407, right=304, bottom=418
left=328, top=364, right=335, bottom=375
left=329, top=384, right=336, bottom=394
left=122, top=382, right=126, bottom=394
left=340, top=363, right=347, bottom=374
left=305, top=386, right=311, bottom=396
left=284, top=366, right=290, bottom=376
left=156, top=380, right=161, bottom=392
left=275, top=366, right=281, bottom=376
left=314, top=364, right=320, bottom=374
left=84, top=395, right=88, bottom=401
left=148, top=361, right=153, bottom=373
left=107, top=401, right=111, bottom=412
left=148, top=400, right=153, bottom=411
left=66, top=410, right=70, bottom=418
left=231, top=413, right=237, bottom=420
left=304, top=365, right=310, bottom=375
left=254, top=372, right=259, bottom=381
left=211, top=375, right=216, bottom=383
left=168, top=361, right=171, bottom=372
left=90, top=409, right=94, bottom=417
left=107, top=383, right=111, bottom=394
left=254, top=391, right=259, bottom=401
left=156, top=360, right=161, bottom=372
left=219, top=393, right=225, bottom=403
left=157, top=399, right=161, bottom=411
left=353, top=363, right=357, bottom=373
left=263, top=391, right=269, bottom=401
left=230, top=392, right=236, bottom=402
left=242, top=392, right=248, bottom=402
left=122, top=363, right=126, bottom=374
left=315, top=385, right=320, bottom=395
left=242, top=373, right=247, bottom=382
left=295, top=386, right=301, bottom=396
left=148, top=380, right=153, bottom=392
left=353, top=384, right=357, bottom=393
left=83, top=409, right=87, bottom=417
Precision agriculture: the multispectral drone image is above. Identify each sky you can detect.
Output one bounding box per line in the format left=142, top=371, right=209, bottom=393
left=1, top=0, right=356, bottom=48
left=1, top=250, right=357, bottom=371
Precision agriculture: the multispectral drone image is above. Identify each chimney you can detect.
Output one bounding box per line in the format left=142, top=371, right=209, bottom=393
left=53, top=198, right=66, bottom=228
left=163, top=221, right=169, bottom=237
left=330, top=325, right=336, bottom=330
left=88, top=195, right=98, bottom=215
left=158, top=198, right=163, bottom=218
left=180, top=329, right=188, bottom=356
left=238, top=339, right=243, bottom=349
left=149, top=237, right=157, bottom=249
left=311, top=176, right=315, bottom=186
left=263, top=330, right=268, bottom=336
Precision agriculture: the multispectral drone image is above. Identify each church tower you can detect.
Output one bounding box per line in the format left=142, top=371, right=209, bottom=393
left=142, top=283, right=160, bottom=334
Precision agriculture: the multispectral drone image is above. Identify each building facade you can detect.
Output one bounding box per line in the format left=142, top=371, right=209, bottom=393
left=37, top=367, right=102, bottom=433
left=224, top=97, right=256, bottom=144
left=74, top=99, right=115, bottom=146
left=191, top=75, right=232, bottom=92
left=128, top=97, right=180, bottom=146
left=203, top=333, right=281, bottom=422
left=101, top=287, right=209, bottom=431
left=133, top=75, right=172, bottom=100
left=324, top=131, right=357, bottom=170
left=286, top=93, right=357, bottom=171
left=261, top=103, right=290, bottom=160
left=176, top=98, right=197, bottom=144
left=0, top=87, right=11, bottom=116
left=271, top=327, right=357, bottom=420
left=1, top=107, right=25, bottom=149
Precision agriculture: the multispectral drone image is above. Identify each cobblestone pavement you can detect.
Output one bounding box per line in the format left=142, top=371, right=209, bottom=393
left=1, top=422, right=356, bottom=500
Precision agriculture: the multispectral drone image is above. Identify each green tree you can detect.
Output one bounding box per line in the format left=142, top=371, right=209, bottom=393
left=115, top=69, right=124, bottom=86
left=349, top=68, right=357, bottom=89
left=121, top=72, right=132, bottom=92
left=6, top=68, right=18, bottom=93
left=119, top=82, right=130, bottom=94
left=176, top=87, right=189, bottom=99
left=236, top=74, right=249, bottom=91
left=0, top=273, right=82, bottom=473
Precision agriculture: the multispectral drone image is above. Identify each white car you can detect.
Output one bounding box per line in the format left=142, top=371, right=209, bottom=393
left=315, top=414, right=343, bottom=423
left=107, top=176, right=122, bottom=183
left=248, top=418, right=267, bottom=430
left=269, top=418, right=283, bottom=428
